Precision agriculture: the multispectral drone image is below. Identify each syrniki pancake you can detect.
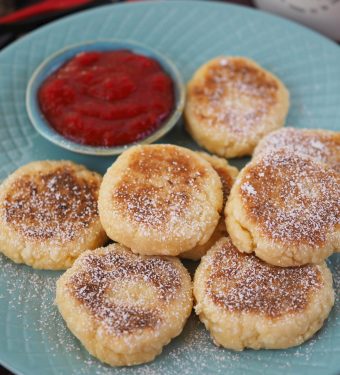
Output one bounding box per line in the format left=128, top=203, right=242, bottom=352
left=254, top=127, right=340, bottom=172
left=185, top=56, right=289, bottom=158
left=99, top=144, right=223, bottom=256
left=194, top=237, right=334, bottom=351
left=226, top=151, right=340, bottom=266
left=56, top=243, right=193, bottom=366
left=181, top=152, right=238, bottom=260
left=0, top=160, right=107, bottom=269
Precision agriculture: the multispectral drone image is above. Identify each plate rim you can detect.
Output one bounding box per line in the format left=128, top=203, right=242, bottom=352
left=1, top=0, right=340, bottom=59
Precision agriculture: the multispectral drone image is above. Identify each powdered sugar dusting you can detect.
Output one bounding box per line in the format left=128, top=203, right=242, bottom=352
left=206, top=238, right=322, bottom=317
left=241, top=181, right=256, bottom=196
left=254, top=127, right=340, bottom=172
left=0, top=254, right=83, bottom=357
left=240, top=152, right=340, bottom=245
left=110, top=145, right=220, bottom=243
left=189, top=57, right=280, bottom=137
left=2, top=167, right=100, bottom=243
left=68, top=246, right=182, bottom=335
left=0, top=251, right=339, bottom=374
left=115, top=184, right=190, bottom=229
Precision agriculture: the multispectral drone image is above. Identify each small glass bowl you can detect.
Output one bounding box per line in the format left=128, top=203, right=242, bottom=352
left=26, top=40, right=185, bottom=156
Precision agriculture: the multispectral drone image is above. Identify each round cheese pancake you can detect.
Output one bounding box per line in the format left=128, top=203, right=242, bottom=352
left=226, top=152, right=340, bottom=266
left=99, top=144, right=223, bottom=256
left=185, top=56, right=289, bottom=158
left=0, top=160, right=107, bottom=269
left=56, top=243, right=193, bottom=366
left=194, top=237, right=334, bottom=351
left=254, top=127, right=340, bottom=172
left=181, top=152, right=238, bottom=260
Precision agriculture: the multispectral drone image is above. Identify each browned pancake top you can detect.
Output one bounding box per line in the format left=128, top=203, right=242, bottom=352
left=3, top=166, right=99, bottom=242
left=113, top=145, right=211, bottom=228
left=254, top=128, right=340, bottom=172
left=189, top=58, right=279, bottom=133
left=69, top=247, right=182, bottom=335
left=239, top=152, right=340, bottom=246
left=206, top=238, right=322, bottom=318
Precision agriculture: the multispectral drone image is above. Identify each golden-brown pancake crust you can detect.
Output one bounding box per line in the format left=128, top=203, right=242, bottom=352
left=194, top=237, right=334, bottom=350
left=56, top=244, right=193, bottom=366
left=0, top=160, right=107, bottom=269
left=99, top=145, right=223, bottom=256
left=185, top=57, right=289, bottom=157
left=226, top=151, right=340, bottom=266
left=254, top=127, right=340, bottom=172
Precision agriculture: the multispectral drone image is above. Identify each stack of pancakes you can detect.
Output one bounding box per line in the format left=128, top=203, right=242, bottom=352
left=196, top=127, right=339, bottom=351
left=0, top=56, right=338, bottom=367
left=184, top=58, right=338, bottom=352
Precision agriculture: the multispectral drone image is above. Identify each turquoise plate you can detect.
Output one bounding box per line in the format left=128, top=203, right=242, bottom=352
left=0, top=1, right=339, bottom=374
